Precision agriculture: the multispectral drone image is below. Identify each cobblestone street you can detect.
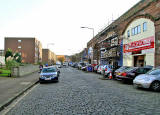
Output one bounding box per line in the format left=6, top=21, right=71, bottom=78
left=4, top=67, right=160, bottom=115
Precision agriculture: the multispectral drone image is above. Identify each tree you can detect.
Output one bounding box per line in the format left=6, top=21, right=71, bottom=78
left=5, top=48, right=13, bottom=61
left=57, top=56, right=65, bottom=63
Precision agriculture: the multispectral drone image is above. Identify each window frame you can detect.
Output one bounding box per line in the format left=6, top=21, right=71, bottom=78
left=127, top=30, right=130, bottom=38
left=18, top=40, right=21, bottom=43
left=18, top=46, right=21, bottom=49
left=143, top=22, right=147, bottom=32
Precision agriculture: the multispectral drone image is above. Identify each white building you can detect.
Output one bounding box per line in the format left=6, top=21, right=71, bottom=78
left=123, top=18, right=155, bottom=67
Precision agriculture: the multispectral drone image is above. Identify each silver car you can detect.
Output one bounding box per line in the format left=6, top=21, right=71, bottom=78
left=133, top=68, right=160, bottom=91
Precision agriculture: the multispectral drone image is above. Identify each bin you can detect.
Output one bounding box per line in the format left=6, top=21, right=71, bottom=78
left=87, top=66, right=93, bottom=72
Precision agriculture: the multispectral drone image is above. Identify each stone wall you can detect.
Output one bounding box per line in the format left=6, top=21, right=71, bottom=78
left=11, top=64, right=39, bottom=77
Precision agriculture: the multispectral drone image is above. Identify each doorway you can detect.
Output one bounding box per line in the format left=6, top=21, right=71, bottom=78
left=134, top=55, right=145, bottom=67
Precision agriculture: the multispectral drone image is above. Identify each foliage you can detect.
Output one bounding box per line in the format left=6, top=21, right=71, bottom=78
left=5, top=48, right=13, bottom=61
left=6, top=60, right=20, bottom=70
left=57, top=56, right=65, bottom=63
left=71, top=55, right=76, bottom=62
left=13, top=52, right=22, bottom=63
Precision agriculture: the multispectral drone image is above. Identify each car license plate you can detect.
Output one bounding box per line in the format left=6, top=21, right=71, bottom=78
left=45, top=78, right=51, bottom=80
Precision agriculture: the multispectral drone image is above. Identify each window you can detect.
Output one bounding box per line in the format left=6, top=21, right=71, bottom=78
left=135, top=26, right=138, bottom=35
left=138, top=25, right=141, bottom=34
left=143, top=22, right=147, bottom=32
left=18, top=46, right=21, bottom=49
left=127, top=30, right=130, bottom=37
left=18, top=40, right=21, bottom=42
left=132, top=28, right=135, bottom=36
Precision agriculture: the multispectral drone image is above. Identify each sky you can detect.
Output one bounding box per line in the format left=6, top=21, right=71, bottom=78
left=0, top=0, right=141, bottom=55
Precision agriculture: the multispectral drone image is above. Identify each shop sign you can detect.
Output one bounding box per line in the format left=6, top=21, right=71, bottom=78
left=123, top=36, right=154, bottom=53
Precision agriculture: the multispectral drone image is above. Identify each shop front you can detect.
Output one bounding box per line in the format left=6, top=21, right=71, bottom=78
left=123, top=36, right=155, bottom=67
left=123, top=18, right=155, bottom=67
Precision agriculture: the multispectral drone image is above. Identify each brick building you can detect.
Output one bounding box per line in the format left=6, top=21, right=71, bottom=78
left=87, top=0, right=160, bottom=67
left=42, top=49, right=57, bottom=65
left=4, top=37, right=42, bottom=64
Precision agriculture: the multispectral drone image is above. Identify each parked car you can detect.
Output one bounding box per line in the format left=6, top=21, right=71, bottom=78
left=103, top=65, right=113, bottom=77
left=39, top=66, right=60, bottom=83
left=133, top=68, right=160, bottom=91
left=94, top=65, right=99, bottom=73
left=72, top=63, right=78, bottom=68
left=56, top=64, right=62, bottom=68
left=63, top=62, right=68, bottom=67
left=97, top=65, right=104, bottom=74
left=81, top=63, right=89, bottom=71
left=116, top=66, right=152, bottom=83
left=77, top=62, right=85, bottom=70
left=114, top=66, right=131, bottom=77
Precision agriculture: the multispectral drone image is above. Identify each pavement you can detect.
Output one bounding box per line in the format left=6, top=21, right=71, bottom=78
left=0, top=71, right=39, bottom=111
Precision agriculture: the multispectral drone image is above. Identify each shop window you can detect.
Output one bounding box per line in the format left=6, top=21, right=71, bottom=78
left=143, top=22, right=147, bottom=32
left=127, top=30, right=130, bottom=37
left=138, top=25, right=141, bottom=34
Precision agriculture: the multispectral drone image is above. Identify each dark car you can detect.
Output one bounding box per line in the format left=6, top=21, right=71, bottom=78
left=39, top=66, right=60, bottom=83
left=114, top=66, right=131, bottom=77
left=116, top=66, right=153, bottom=83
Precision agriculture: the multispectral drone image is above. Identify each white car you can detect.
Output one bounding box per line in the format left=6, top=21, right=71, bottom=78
left=133, top=68, right=160, bottom=91
left=97, top=65, right=104, bottom=74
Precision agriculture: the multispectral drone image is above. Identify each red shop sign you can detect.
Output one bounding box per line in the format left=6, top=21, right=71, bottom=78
left=123, top=36, right=154, bottom=53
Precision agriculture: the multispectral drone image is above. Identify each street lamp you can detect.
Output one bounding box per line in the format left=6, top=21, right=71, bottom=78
left=47, top=43, right=54, bottom=49
left=81, top=26, right=94, bottom=38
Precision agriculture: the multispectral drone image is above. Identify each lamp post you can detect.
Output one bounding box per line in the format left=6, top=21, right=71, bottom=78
left=81, top=26, right=95, bottom=64
left=81, top=26, right=94, bottom=38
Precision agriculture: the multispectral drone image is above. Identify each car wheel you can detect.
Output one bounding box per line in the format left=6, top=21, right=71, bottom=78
left=133, top=84, right=139, bottom=89
left=122, top=79, right=127, bottom=84
left=151, top=81, right=160, bottom=91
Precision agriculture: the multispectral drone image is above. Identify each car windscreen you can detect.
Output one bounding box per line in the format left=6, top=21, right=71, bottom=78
left=42, top=68, right=56, bottom=73
left=125, top=67, right=137, bottom=72
left=147, top=69, right=160, bottom=75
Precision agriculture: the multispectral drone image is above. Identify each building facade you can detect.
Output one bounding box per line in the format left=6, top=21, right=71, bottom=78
left=4, top=37, right=42, bottom=64
left=42, top=49, right=56, bottom=65
left=87, top=0, right=160, bottom=67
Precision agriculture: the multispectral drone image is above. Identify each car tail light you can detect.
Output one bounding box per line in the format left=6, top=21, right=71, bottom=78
left=121, top=72, right=127, bottom=76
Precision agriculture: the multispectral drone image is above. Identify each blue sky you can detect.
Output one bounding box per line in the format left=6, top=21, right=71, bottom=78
left=0, top=0, right=141, bottom=55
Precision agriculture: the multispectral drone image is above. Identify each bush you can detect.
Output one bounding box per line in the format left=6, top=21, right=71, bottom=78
left=13, top=52, right=22, bottom=63
left=6, top=60, right=20, bottom=70
left=5, top=48, right=13, bottom=61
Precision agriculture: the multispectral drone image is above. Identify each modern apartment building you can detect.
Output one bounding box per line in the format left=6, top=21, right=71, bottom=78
left=4, top=37, right=42, bottom=64
left=42, top=49, right=56, bottom=65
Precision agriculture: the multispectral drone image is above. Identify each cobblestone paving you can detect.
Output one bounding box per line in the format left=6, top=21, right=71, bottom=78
left=6, top=67, right=160, bottom=115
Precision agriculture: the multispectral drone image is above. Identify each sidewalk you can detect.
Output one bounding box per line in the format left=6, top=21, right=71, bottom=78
left=0, top=72, right=39, bottom=111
